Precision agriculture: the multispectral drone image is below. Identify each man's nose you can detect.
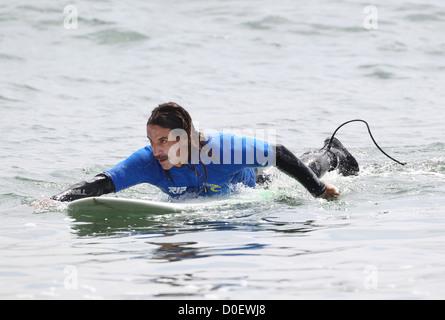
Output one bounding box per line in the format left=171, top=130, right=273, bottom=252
left=152, top=145, right=165, bottom=157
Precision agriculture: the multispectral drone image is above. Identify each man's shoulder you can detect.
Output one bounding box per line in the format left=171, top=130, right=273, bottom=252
left=131, top=145, right=154, bottom=158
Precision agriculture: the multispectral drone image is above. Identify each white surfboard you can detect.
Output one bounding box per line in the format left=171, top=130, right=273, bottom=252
left=67, top=190, right=275, bottom=216
left=67, top=197, right=185, bottom=215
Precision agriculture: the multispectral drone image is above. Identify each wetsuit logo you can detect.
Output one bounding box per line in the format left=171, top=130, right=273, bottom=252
left=168, top=184, right=222, bottom=195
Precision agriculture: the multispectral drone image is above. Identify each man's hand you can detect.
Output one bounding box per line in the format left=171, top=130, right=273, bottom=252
left=321, top=183, right=340, bottom=199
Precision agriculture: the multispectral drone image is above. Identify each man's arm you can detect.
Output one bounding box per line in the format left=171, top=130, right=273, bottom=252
left=51, top=173, right=116, bottom=202
left=274, top=144, right=338, bottom=199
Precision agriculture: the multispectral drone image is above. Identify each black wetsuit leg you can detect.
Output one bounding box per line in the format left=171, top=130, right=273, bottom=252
left=254, top=168, right=272, bottom=184
left=51, top=173, right=116, bottom=202
left=274, top=144, right=333, bottom=197
left=299, top=149, right=338, bottom=178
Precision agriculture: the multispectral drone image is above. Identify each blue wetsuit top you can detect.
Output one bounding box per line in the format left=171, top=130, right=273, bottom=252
left=105, top=132, right=274, bottom=198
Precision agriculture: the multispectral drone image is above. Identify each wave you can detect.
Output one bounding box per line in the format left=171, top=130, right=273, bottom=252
left=81, top=28, right=150, bottom=45
left=242, top=15, right=293, bottom=30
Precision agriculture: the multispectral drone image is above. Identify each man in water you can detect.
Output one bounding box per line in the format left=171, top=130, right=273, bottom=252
left=51, top=102, right=359, bottom=202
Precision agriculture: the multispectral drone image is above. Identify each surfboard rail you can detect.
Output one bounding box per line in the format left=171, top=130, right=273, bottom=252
left=67, top=197, right=184, bottom=214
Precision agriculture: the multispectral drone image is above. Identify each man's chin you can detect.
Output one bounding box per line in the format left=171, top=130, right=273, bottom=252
left=159, top=160, right=174, bottom=170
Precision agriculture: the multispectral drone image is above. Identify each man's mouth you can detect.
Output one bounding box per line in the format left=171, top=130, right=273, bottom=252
left=156, top=156, right=168, bottom=164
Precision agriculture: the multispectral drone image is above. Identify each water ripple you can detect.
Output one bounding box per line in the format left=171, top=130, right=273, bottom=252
left=81, top=28, right=150, bottom=45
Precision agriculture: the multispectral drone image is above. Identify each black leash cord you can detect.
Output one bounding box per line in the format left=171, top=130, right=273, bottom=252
left=326, top=119, right=407, bottom=166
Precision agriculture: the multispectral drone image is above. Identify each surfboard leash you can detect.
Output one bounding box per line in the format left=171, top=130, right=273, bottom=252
left=325, top=119, right=407, bottom=166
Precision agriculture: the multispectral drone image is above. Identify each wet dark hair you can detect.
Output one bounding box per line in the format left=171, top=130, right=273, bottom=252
left=148, top=102, right=193, bottom=134
left=147, top=102, right=210, bottom=187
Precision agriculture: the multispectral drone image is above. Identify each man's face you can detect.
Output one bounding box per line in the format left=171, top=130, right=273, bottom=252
left=147, top=124, right=185, bottom=170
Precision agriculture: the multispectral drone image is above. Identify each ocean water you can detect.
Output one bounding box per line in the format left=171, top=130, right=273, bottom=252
left=1, top=0, right=445, bottom=299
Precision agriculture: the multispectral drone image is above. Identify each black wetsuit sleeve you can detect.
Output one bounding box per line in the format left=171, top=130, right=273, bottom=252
left=51, top=173, right=116, bottom=202
left=275, top=144, right=327, bottom=197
